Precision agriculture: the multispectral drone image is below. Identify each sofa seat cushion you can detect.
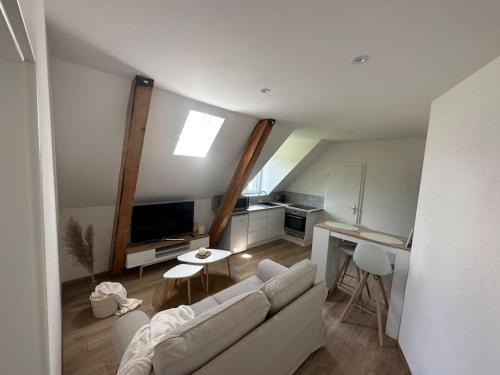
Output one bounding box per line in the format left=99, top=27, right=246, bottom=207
left=262, top=259, right=317, bottom=316
left=153, top=290, right=271, bottom=375
left=212, top=275, right=264, bottom=304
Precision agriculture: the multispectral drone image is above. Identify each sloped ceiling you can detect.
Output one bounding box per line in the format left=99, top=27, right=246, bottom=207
left=51, top=58, right=291, bottom=209
left=273, top=140, right=332, bottom=192
left=45, top=0, right=500, bottom=141
left=0, top=16, right=19, bottom=61
left=259, top=132, right=321, bottom=193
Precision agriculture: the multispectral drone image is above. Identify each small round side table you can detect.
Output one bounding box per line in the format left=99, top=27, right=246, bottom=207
left=163, top=263, right=204, bottom=304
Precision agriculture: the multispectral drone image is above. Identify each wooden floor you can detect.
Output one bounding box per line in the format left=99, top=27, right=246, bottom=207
left=62, top=240, right=407, bottom=374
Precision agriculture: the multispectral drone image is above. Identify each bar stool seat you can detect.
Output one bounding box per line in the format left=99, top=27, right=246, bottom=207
left=340, top=243, right=392, bottom=346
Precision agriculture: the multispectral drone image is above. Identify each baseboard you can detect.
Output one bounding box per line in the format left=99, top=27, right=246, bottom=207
left=61, top=271, right=108, bottom=287
left=396, top=342, right=412, bottom=375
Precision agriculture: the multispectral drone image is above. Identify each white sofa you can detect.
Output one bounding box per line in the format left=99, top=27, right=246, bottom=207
left=112, top=259, right=328, bottom=375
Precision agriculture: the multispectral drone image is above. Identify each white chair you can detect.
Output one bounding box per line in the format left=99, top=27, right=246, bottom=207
left=340, top=243, right=392, bottom=346
left=329, top=242, right=371, bottom=300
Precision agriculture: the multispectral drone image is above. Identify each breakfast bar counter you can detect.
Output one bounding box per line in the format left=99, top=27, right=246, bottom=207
left=311, top=221, right=411, bottom=340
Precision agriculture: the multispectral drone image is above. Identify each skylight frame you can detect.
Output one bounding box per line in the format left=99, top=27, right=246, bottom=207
left=243, top=171, right=263, bottom=195
left=174, top=110, right=225, bottom=158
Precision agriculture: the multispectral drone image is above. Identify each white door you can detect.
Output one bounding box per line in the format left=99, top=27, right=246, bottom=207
left=324, top=163, right=365, bottom=224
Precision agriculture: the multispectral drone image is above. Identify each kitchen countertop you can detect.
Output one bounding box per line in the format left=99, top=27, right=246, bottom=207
left=233, top=202, right=323, bottom=214
left=316, top=221, right=410, bottom=251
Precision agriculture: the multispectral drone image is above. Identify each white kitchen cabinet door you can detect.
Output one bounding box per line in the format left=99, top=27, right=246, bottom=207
left=248, top=228, right=267, bottom=246
left=248, top=214, right=268, bottom=232
left=229, top=214, right=249, bottom=253
left=267, top=208, right=285, bottom=238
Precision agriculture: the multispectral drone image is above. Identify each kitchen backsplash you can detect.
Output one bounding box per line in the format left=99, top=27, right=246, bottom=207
left=249, top=191, right=324, bottom=208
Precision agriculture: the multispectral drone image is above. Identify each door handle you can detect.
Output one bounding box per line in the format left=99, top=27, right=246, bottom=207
left=348, top=204, right=358, bottom=214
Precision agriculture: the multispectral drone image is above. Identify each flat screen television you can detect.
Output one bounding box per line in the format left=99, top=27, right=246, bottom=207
left=130, top=201, right=194, bottom=243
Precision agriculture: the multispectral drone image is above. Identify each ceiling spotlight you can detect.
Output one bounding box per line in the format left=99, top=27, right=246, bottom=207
left=260, top=88, right=271, bottom=94
left=351, top=55, right=370, bottom=64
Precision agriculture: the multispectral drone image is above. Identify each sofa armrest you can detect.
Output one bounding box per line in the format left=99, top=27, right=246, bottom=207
left=256, top=259, right=288, bottom=283
left=112, top=310, right=150, bottom=361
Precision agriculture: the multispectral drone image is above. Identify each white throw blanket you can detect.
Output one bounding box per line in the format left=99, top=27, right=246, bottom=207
left=90, top=282, right=143, bottom=316
left=117, top=305, right=195, bottom=375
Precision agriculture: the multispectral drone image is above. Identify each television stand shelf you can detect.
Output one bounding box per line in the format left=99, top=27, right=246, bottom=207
left=125, top=233, right=209, bottom=278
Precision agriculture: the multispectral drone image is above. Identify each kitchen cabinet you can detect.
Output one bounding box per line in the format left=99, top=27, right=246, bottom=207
left=248, top=207, right=285, bottom=247
left=248, top=211, right=268, bottom=246
left=220, top=214, right=249, bottom=253
left=267, top=207, right=285, bottom=239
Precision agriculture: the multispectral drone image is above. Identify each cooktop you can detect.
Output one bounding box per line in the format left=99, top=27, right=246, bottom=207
left=287, top=204, right=317, bottom=210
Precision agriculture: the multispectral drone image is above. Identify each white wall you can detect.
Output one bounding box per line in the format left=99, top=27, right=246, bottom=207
left=0, top=57, right=48, bottom=375
left=58, top=199, right=214, bottom=282
left=284, top=138, right=426, bottom=236
left=0, top=0, right=61, bottom=373
left=399, top=57, right=500, bottom=374
left=50, top=57, right=292, bottom=208
left=51, top=57, right=291, bottom=281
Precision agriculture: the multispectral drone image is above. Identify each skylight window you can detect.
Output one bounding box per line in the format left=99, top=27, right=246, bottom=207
left=174, top=110, right=225, bottom=157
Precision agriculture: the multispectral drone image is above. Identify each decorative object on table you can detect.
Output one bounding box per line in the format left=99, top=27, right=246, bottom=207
left=198, top=224, right=205, bottom=235
left=195, top=247, right=211, bottom=259
left=63, top=217, right=95, bottom=287
left=178, top=249, right=232, bottom=293
left=90, top=281, right=143, bottom=318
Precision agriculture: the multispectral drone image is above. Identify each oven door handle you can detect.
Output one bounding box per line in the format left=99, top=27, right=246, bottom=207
left=286, top=214, right=304, bottom=219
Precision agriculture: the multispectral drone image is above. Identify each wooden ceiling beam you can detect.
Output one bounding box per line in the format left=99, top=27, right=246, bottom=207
left=209, top=119, right=275, bottom=246
left=109, top=75, right=154, bottom=275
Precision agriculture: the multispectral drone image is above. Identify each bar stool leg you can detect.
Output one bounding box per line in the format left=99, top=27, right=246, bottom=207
left=355, top=267, right=364, bottom=308
left=205, top=264, right=209, bottom=293
left=339, top=256, right=352, bottom=287
left=226, top=257, right=232, bottom=278
left=377, top=276, right=389, bottom=308
left=340, top=272, right=369, bottom=322
left=374, top=275, right=384, bottom=347
left=329, top=255, right=351, bottom=296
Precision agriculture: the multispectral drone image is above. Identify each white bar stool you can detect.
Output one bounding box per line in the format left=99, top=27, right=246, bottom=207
left=340, top=243, right=392, bottom=346
left=329, top=242, right=371, bottom=299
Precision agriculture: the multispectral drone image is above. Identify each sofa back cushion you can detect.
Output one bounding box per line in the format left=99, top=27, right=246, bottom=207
left=262, top=259, right=317, bottom=316
left=153, top=290, right=270, bottom=375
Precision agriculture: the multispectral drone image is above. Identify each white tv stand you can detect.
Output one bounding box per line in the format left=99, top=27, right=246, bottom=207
left=125, top=233, right=209, bottom=278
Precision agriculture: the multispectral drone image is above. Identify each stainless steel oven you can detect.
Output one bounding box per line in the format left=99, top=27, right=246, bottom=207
left=284, top=209, right=307, bottom=238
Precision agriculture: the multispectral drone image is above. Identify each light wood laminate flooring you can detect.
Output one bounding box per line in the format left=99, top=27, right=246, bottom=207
left=62, top=240, right=407, bottom=374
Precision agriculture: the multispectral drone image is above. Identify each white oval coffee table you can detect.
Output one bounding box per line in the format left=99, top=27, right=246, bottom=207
left=177, top=249, right=232, bottom=293
left=163, top=264, right=204, bottom=304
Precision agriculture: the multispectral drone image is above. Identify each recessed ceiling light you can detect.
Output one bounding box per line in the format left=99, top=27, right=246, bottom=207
left=351, top=55, right=370, bottom=64
left=260, top=88, right=271, bottom=94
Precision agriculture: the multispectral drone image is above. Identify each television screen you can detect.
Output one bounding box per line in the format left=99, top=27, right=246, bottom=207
left=130, top=201, right=194, bottom=243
